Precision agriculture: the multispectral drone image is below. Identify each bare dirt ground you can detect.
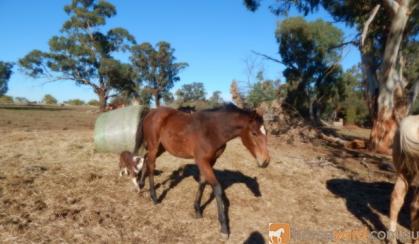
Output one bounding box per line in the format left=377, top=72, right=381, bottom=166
left=0, top=106, right=412, bottom=243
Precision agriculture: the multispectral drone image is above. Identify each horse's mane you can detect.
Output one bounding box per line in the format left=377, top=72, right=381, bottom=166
left=199, top=103, right=263, bottom=123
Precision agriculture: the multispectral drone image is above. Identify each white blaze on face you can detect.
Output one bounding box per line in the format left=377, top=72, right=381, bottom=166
left=260, top=126, right=266, bottom=135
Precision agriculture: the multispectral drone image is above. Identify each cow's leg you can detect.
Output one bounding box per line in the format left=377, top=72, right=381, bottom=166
left=198, top=160, right=229, bottom=238
left=194, top=175, right=206, bottom=218
left=389, top=174, right=409, bottom=243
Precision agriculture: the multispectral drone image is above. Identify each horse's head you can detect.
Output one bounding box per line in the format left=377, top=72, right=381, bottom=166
left=240, top=111, right=270, bottom=168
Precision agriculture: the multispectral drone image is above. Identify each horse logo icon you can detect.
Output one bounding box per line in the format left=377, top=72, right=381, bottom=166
left=269, top=223, right=290, bottom=244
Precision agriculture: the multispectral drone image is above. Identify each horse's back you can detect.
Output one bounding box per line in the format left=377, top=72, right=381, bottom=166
left=143, top=107, right=195, bottom=158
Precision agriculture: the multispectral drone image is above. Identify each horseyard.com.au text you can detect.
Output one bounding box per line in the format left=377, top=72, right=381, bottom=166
left=268, top=223, right=419, bottom=243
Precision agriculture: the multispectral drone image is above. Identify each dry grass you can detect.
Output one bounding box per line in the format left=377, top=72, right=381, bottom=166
left=0, top=107, right=411, bottom=243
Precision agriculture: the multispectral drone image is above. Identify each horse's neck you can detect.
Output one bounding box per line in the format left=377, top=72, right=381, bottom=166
left=218, top=112, right=249, bottom=141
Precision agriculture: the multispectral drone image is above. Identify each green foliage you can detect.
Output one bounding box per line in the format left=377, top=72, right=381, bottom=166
left=403, top=41, right=419, bottom=84
left=162, top=91, right=174, bottom=105
left=0, top=95, right=14, bottom=104
left=337, top=66, right=370, bottom=125
left=276, top=17, right=344, bottom=119
left=246, top=80, right=278, bottom=108
left=42, top=94, right=58, bottom=105
left=14, top=97, right=30, bottom=105
left=65, top=99, right=85, bottom=106
left=136, top=89, right=153, bottom=106
left=244, top=0, right=320, bottom=15
left=131, top=41, right=188, bottom=106
left=19, top=0, right=136, bottom=110
left=0, top=61, right=13, bottom=96
left=208, top=91, right=224, bottom=107
left=109, top=95, right=129, bottom=106
left=244, top=0, right=419, bottom=110
left=412, top=98, right=419, bottom=115
left=175, top=82, right=206, bottom=102
left=87, top=99, right=100, bottom=106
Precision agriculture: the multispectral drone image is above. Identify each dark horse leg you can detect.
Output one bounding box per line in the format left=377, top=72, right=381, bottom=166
left=194, top=176, right=206, bottom=218
left=146, top=153, right=158, bottom=204
left=137, top=154, right=148, bottom=189
left=198, top=160, right=229, bottom=237
left=138, top=146, right=165, bottom=193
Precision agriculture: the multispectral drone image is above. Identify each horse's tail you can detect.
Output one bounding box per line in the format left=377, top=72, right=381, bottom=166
left=133, top=107, right=150, bottom=156
left=394, top=115, right=419, bottom=175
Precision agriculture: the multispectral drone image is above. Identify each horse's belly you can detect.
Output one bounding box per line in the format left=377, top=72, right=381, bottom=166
left=160, top=132, right=194, bottom=159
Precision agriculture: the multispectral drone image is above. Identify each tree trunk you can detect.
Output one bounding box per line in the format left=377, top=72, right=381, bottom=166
left=369, top=106, right=398, bottom=154
left=97, top=88, right=108, bottom=112
left=368, top=0, right=411, bottom=154
left=155, top=93, right=160, bottom=107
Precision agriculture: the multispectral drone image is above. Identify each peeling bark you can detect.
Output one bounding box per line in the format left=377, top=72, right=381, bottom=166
left=97, top=87, right=108, bottom=112
left=368, top=0, right=412, bottom=154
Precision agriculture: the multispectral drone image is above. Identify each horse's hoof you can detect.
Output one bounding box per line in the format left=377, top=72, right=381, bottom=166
left=151, top=197, right=158, bottom=205
left=220, top=232, right=229, bottom=240
left=195, top=212, right=203, bottom=219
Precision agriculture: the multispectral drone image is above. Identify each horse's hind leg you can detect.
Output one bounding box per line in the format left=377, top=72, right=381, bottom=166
left=194, top=176, right=206, bottom=218
left=389, top=174, right=409, bottom=243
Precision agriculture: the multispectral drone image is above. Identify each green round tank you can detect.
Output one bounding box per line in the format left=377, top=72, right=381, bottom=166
left=94, top=105, right=148, bottom=154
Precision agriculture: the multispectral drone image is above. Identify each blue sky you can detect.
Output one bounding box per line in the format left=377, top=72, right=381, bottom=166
left=0, top=0, right=360, bottom=102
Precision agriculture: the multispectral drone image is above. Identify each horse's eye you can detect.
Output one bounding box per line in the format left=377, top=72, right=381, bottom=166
left=251, top=131, right=257, bottom=136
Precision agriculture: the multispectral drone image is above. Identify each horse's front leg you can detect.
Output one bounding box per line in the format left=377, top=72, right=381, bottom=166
left=197, top=160, right=229, bottom=238
left=146, top=153, right=158, bottom=204
left=194, top=176, right=206, bottom=218
left=137, top=154, right=148, bottom=189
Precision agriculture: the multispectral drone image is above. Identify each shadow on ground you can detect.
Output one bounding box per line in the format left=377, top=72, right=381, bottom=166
left=327, top=178, right=412, bottom=231
left=243, top=231, right=265, bottom=244
left=156, top=164, right=261, bottom=204
left=151, top=164, right=261, bottom=237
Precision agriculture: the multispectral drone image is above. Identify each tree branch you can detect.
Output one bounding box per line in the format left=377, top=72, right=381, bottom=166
left=383, top=0, right=399, bottom=14
left=408, top=81, right=419, bottom=114
left=329, top=38, right=360, bottom=50
left=40, top=76, right=77, bottom=85
left=251, top=50, right=285, bottom=64
left=361, top=4, right=381, bottom=48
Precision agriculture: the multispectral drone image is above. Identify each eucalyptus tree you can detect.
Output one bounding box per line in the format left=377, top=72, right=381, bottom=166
left=19, top=0, right=136, bottom=111
left=276, top=17, right=344, bottom=120
left=130, top=42, right=188, bottom=107
left=175, top=82, right=206, bottom=102
left=0, top=61, right=13, bottom=96
left=244, top=0, right=419, bottom=153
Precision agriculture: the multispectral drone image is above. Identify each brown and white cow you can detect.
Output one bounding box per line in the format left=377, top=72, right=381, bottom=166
left=119, top=151, right=144, bottom=188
